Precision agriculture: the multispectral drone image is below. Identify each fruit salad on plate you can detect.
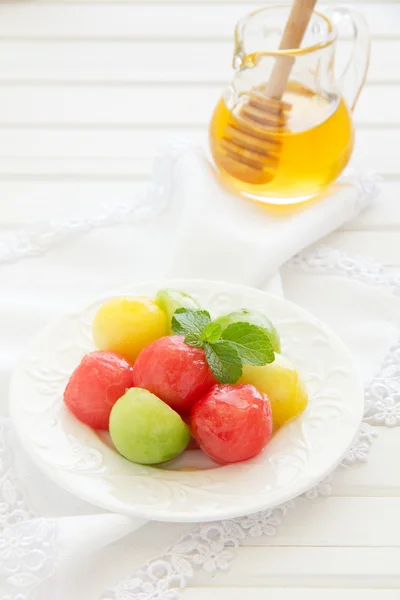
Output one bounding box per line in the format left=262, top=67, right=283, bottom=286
left=63, top=290, right=308, bottom=466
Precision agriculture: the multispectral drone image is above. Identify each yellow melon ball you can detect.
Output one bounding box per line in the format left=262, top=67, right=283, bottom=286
left=93, top=297, right=167, bottom=363
left=239, top=353, right=308, bottom=429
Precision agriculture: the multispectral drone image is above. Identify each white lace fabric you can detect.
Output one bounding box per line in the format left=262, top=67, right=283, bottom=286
left=101, top=503, right=294, bottom=600
left=289, top=246, right=400, bottom=296
left=364, top=340, right=400, bottom=426
left=0, top=421, right=57, bottom=600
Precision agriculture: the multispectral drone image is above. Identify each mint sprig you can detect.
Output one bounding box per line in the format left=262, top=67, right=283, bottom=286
left=171, top=308, right=275, bottom=384
left=204, top=341, right=242, bottom=384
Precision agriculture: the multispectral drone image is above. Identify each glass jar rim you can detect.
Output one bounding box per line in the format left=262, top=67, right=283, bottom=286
left=235, top=5, right=337, bottom=58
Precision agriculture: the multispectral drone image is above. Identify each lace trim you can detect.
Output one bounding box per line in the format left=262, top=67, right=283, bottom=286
left=0, top=421, right=57, bottom=600
left=304, top=475, right=333, bottom=500
left=0, top=519, right=57, bottom=599
left=337, top=349, right=400, bottom=467
left=364, top=339, right=400, bottom=426
left=289, top=246, right=400, bottom=296
left=101, top=503, right=294, bottom=600
left=0, top=136, right=195, bottom=268
left=341, top=422, right=377, bottom=466
left=0, top=421, right=34, bottom=530
left=0, top=198, right=164, bottom=267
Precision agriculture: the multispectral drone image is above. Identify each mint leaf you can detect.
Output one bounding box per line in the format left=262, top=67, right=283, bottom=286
left=201, top=322, right=222, bottom=344
left=205, top=341, right=242, bottom=384
left=221, top=322, right=274, bottom=366
left=171, top=308, right=211, bottom=342
left=184, top=332, right=204, bottom=348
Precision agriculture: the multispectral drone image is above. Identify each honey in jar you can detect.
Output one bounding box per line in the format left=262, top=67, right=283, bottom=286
left=210, top=81, right=354, bottom=202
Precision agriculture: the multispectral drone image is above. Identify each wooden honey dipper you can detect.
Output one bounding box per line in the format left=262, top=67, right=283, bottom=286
left=220, top=0, right=319, bottom=185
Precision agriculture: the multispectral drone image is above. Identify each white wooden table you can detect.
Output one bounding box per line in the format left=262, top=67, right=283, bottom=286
left=1, top=1, right=400, bottom=598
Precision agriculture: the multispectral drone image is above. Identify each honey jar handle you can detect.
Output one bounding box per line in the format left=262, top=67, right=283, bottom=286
left=329, top=6, right=371, bottom=112
left=266, top=0, right=319, bottom=100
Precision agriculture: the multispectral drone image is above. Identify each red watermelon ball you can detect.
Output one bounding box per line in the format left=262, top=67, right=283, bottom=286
left=131, top=335, right=217, bottom=416
left=190, top=384, right=273, bottom=465
left=64, top=351, right=133, bottom=430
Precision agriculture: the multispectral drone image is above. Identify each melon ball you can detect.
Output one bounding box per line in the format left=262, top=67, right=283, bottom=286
left=239, top=353, right=308, bottom=429
left=110, top=388, right=191, bottom=464
left=93, top=297, right=167, bottom=363
left=63, top=350, right=133, bottom=430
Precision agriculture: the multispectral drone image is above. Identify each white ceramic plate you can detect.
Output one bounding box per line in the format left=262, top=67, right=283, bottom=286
left=9, top=280, right=363, bottom=522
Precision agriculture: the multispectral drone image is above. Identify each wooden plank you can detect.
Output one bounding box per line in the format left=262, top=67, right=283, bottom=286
left=0, top=3, right=396, bottom=39
left=26, top=0, right=400, bottom=3
left=0, top=84, right=396, bottom=126
left=23, top=0, right=400, bottom=3
left=0, top=180, right=149, bottom=223
left=0, top=127, right=396, bottom=174
left=353, top=129, right=400, bottom=175
left=0, top=40, right=395, bottom=84
left=189, top=546, right=400, bottom=588
left=333, top=429, right=400, bottom=496
left=0, top=128, right=202, bottom=161
left=184, top=591, right=400, bottom=600
left=0, top=158, right=155, bottom=177
left=0, top=84, right=222, bottom=126
left=240, top=498, right=400, bottom=547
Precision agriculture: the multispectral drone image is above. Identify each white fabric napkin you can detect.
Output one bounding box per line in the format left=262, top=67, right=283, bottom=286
left=149, top=139, right=377, bottom=287
left=0, top=139, right=380, bottom=600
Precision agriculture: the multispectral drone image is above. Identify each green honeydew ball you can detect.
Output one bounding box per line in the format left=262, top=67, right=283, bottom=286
left=110, top=388, right=191, bottom=465
left=155, top=289, right=200, bottom=334
left=214, top=308, right=281, bottom=353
